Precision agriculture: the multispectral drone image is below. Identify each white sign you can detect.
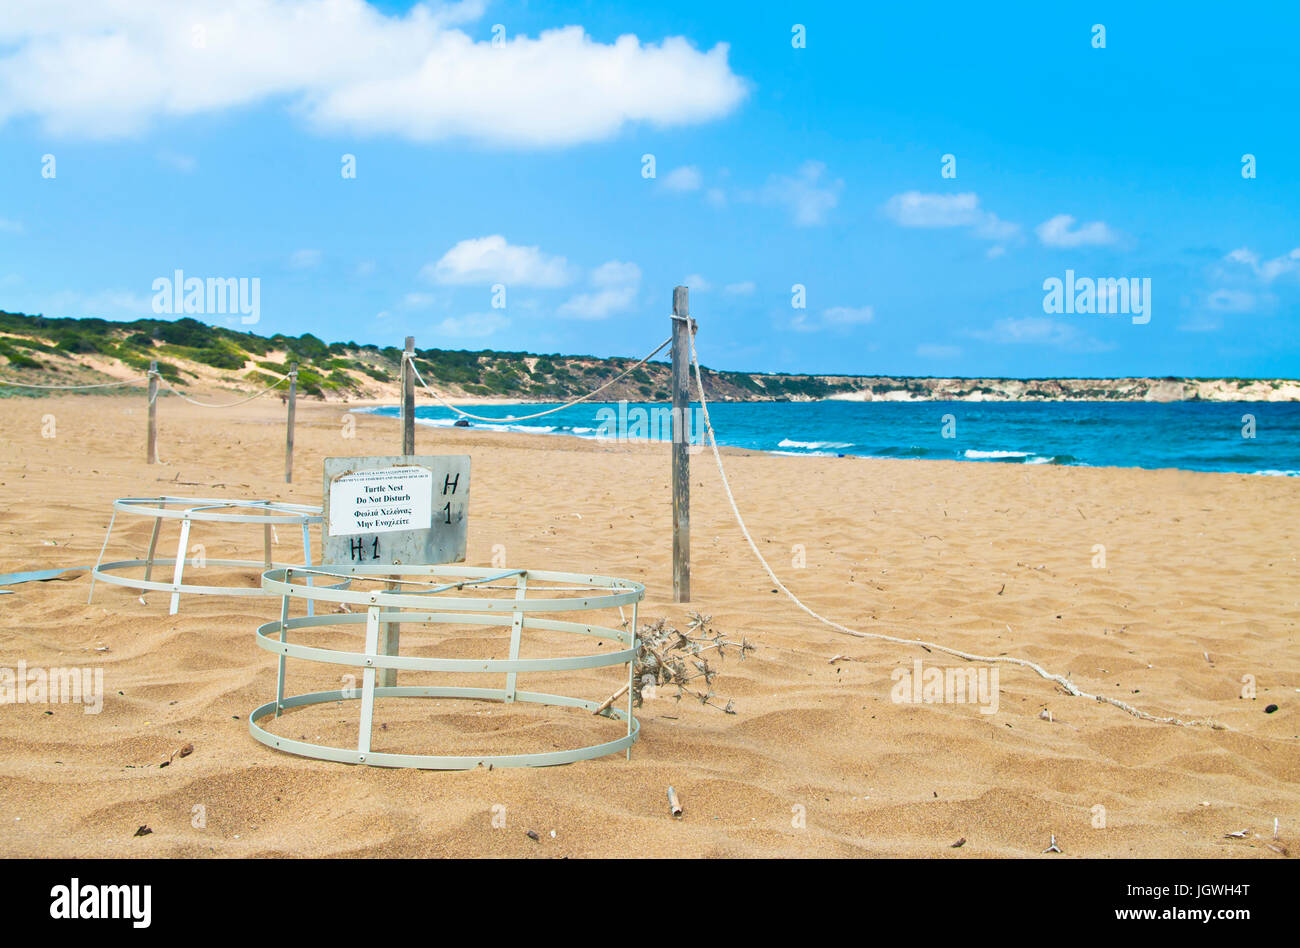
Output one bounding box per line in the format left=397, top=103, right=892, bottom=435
left=327, top=466, right=433, bottom=537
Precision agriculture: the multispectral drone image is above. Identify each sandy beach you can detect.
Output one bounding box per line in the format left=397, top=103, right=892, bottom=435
left=1, top=392, right=1297, bottom=858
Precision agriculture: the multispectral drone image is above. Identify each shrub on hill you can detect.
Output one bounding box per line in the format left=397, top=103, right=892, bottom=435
left=0, top=341, right=41, bottom=369
left=157, top=318, right=215, bottom=348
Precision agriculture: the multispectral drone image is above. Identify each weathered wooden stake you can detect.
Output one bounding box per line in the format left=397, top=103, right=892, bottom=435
left=383, top=337, right=416, bottom=687
left=671, top=287, right=691, bottom=602
left=147, top=360, right=158, bottom=464
left=284, top=362, right=297, bottom=483
left=401, top=335, right=415, bottom=456
left=378, top=579, right=399, bottom=689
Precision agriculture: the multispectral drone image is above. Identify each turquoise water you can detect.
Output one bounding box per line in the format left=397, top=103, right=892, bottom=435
left=367, top=400, right=1300, bottom=476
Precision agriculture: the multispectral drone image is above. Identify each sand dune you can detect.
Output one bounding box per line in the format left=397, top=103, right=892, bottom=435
left=0, top=392, right=1296, bottom=857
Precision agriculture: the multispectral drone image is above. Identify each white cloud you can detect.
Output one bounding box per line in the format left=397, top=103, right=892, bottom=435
left=683, top=273, right=711, bottom=291
left=0, top=1, right=746, bottom=146
left=916, top=344, right=962, bottom=359
left=288, top=248, right=322, bottom=270
left=435, top=312, right=509, bottom=338
left=559, top=260, right=641, bottom=319
left=823, top=305, right=873, bottom=326
left=423, top=235, right=572, bottom=287
left=1206, top=288, right=1255, bottom=312
left=974, top=213, right=1019, bottom=241
left=705, top=187, right=727, bottom=208
left=1225, top=246, right=1300, bottom=282
left=1181, top=286, right=1265, bottom=331
left=882, top=191, right=1020, bottom=245
left=0, top=218, right=23, bottom=234
left=792, top=304, right=873, bottom=333
left=883, top=191, right=982, bottom=228
left=761, top=161, right=843, bottom=226
left=1035, top=214, right=1119, bottom=248
left=724, top=281, right=755, bottom=295
left=966, top=316, right=1113, bottom=352
left=400, top=292, right=436, bottom=309
left=662, top=166, right=703, bottom=192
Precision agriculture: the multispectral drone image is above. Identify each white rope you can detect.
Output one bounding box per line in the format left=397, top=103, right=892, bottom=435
left=0, top=375, right=147, bottom=390
left=157, top=372, right=289, bottom=408
left=684, top=326, right=1221, bottom=730
left=406, top=337, right=672, bottom=423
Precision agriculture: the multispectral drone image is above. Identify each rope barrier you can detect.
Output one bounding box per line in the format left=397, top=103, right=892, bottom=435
left=0, top=322, right=1235, bottom=731
left=0, top=375, right=147, bottom=390
left=157, top=372, right=289, bottom=408
left=684, top=325, right=1221, bottom=730
left=406, top=336, right=672, bottom=423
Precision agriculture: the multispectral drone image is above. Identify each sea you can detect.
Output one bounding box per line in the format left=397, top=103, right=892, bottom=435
left=366, top=400, right=1300, bottom=476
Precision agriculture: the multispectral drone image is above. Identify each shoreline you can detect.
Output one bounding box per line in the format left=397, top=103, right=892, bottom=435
left=353, top=402, right=1300, bottom=479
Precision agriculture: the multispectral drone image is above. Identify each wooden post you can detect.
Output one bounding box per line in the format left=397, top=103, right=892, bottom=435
left=284, top=363, right=297, bottom=483
left=401, top=335, right=415, bottom=456
left=378, top=578, right=399, bottom=689
left=671, top=287, right=691, bottom=603
left=383, top=337, right=416, bottom=687
left=147, top=361, right=158, bottom=464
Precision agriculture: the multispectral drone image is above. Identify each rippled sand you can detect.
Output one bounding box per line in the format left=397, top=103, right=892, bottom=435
left=0, top=392, right=1296, bottom=857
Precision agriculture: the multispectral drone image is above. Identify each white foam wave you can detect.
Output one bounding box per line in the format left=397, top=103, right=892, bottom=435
left=412, top=416, right=557, bottom=434
left=777, top=438, right=853, bottom=450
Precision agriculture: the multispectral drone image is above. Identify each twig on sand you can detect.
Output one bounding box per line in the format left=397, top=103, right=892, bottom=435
left=592, top=683, right=629, bottom=715
left=667, top=786, right=683, bottom=818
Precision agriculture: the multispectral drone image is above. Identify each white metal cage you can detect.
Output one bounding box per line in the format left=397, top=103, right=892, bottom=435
left=89, top=497, right=328, bottom=615
left=249, top=564, right=645, bottom=769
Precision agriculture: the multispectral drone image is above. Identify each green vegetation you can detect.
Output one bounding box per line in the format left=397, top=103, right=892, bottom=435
left=0, top=340, right=41, bottom=369
left=0, top=309, right=1293, bottom=403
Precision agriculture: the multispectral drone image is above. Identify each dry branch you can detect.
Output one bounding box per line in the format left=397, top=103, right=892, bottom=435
left=632, top=612, right=753, bottom=713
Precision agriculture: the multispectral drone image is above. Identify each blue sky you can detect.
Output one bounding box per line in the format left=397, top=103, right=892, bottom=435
left=1, top=0, right=1298, bottom=378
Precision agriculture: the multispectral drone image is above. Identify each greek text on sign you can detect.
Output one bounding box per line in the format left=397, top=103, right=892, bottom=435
left=322, top=456, right=469, bottom=568
left=328, top=467, right=433, bottom=537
